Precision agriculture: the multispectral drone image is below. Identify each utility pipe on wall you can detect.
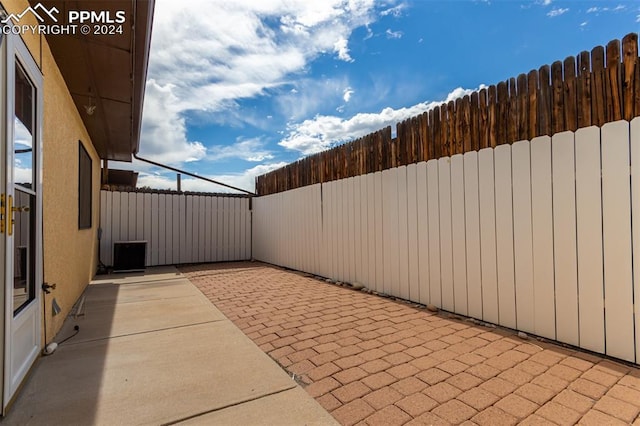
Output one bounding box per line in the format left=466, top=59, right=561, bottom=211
left=132, top=153, right=255, bottom=195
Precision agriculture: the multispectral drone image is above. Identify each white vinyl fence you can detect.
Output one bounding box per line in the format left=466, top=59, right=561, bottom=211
left=100, top=191, right=251, bottom=267
left=253, top=119, right=640, bottom=363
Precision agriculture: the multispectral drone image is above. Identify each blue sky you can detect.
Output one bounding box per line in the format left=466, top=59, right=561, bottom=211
left=114, top=0, right=639, bottom=193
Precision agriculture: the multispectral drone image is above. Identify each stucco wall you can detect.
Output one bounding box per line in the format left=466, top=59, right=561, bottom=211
left=5, top=0, right=101, bottom=343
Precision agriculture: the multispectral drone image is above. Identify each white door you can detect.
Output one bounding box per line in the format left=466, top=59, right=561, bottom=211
left=1, top=32, right=43, bottom=411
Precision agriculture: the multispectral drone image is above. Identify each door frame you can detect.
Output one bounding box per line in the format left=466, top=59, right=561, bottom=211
left=2, top=30, right=43, bottom=412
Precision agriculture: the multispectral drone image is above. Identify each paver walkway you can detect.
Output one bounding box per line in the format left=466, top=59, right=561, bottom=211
left=181, top=262, right=640, bottom=426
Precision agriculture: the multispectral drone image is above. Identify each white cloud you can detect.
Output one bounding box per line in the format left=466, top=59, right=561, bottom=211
left=13, top=119, right=33, bottom=184
left=134, top=173, right=179, bottom=191
left=637, top=14, right=640, bottom=22
left=529, top=0, right=551, bottom=7
left=279, top=86, right=484, bottom=155
left=386, top=29, right=403, bottom=39
left=380, top=4, right=406, bottom=17
left=141, top=0, right=394, bottom=164
left=136, top=162, right=288, bottom=194
left=587, top=5, right=625, bottom=13
left=139, top=80, right=207, bottom=164
left=343, top=87, right=354, bottom=103
left=208, top=137, right=274, bottom=162
left=334, top=38, right=354, bottom=62
left=276, top=77, right=350, bottom=120
left=547, top=7, right=569, bottom=17
left=14, top=161, right=32, bottom=185
left=14, top=117, right=31, bottom=148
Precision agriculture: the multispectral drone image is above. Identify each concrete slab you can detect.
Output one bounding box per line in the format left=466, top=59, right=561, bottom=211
left=3, top=266, right=333, bottom=426
left=177, top=387, right=339, bottom=426
left=91, top=266, right=183, bottom=285
left=56, top=268, right=226, bottom=344
left=58, top=294, right=226, bottom=344
left=5, top=322, right=297, bottom=425
left=82, top=279, right=204, bottom=307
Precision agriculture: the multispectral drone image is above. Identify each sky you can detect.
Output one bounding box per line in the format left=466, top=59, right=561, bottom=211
left=111, top=0, right=640, bottom=193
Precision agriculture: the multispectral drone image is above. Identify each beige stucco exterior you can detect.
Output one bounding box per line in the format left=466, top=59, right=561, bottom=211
left=4, top=0, right=101, bottom=343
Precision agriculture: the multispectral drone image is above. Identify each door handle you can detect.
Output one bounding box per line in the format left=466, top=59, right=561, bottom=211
left=4, top=195, right=29, bottom=236
left=0, top=194, right=4, bottom=234
left=7, top=195, right=13, bottom=236
left=7, top=197, right=30, bottom=236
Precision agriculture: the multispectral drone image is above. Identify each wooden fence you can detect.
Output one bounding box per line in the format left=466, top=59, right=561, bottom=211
left=100, top=190, right=251, bottom=267
left=256, top=33, right=639, bottom=195
left=253, top=118, right=640, bottom=363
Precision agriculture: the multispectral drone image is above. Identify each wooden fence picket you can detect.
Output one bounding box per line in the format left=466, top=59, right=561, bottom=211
left=516, top=75, right=527, bottom=141
left=254, top=33, right=640, bottom=198
left=606, top=40, right=622, bottom=122
left=538, top=65, right=552, bottom=137
left=592, top=45, right=606, bottom=126
left=551, top=61, right=564, bottom=134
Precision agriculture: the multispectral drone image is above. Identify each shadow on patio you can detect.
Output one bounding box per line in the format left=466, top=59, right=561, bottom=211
left=2, top=266, right=334, bottom=425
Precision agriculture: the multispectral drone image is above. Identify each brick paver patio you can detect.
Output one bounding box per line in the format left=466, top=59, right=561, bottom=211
left=180, top=262, right=640, bottom=425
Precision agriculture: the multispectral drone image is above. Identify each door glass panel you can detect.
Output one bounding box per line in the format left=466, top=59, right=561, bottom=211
left=14, top=63, right=34, bottom=190
left=12, top=60, right=36, bottom=315
left=13, top=190, right=35, bottom=314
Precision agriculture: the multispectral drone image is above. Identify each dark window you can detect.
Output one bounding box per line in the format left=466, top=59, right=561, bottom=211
left=78, top=141, right=92, bottom=229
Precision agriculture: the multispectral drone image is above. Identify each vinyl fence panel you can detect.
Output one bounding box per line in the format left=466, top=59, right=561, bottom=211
left=416, top=162, right=429, bottom=306
left=101, top=191, right=251, bottom=267
left=601, top=120, right=634, bottom=362
left=632, top=117, right=640, bottom=363
left=494, top=144, right=516, bottom=329
left=427, top=160, right=441, bottom=306
left=438, top=158, right=454, bottom=312
left=407, top=164, right=420, bottom=303
left=247, top=119, right=640, bottom=363
left=398, top=166, right=410, bottom=300
left=511, top=140, right=534, bottom=334
left=463, top=151, right=482, bottom=320
left=451, top=154, right=468, bottom=316
left=530, top=136, right=556, bottom=340
left=551, top=131, right=579, bottom=347
left=575, top=126, right=605, bottom=354
left=478, top=148, right=498, bottom=325
left=374, top=172, right=384, bottom=294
